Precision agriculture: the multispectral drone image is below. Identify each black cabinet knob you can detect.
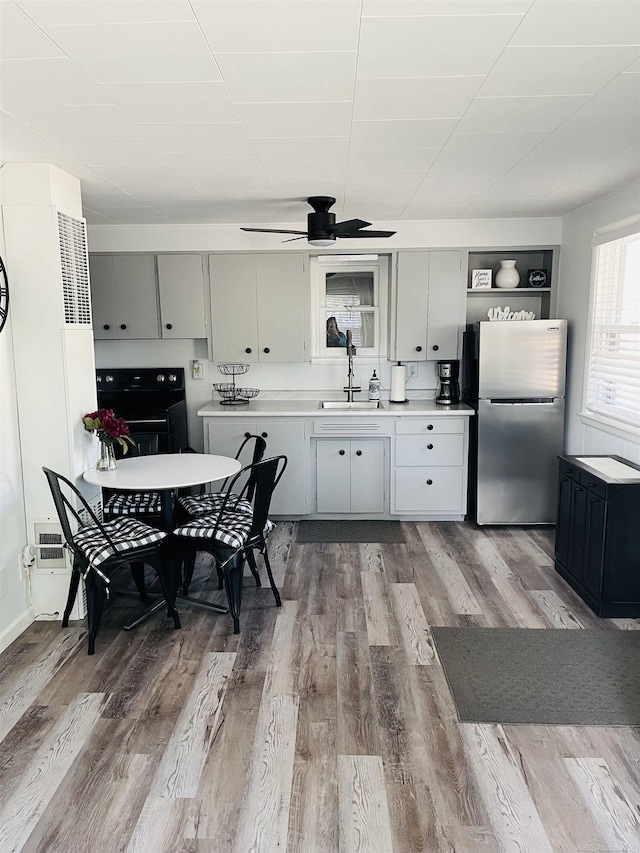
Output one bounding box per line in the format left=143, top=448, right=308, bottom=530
left=264, top=347, right=270, bottom=354
left=166, top=323, right=172, bottom=330
left=356, top=450, right=362, bottom=456
left=261, top=432, right=268, bottom=438
left=587, top=482, right=597, bottom=488
left=426, top=479, right=433, bottom=485
left=591, top=496, right=600, bottom=502
left=427, top=424, right=433, bottom=431
left=120, top=324, right=127, bottom=330
left=339, top=449, right=345, bottom=456
left=575, top=486, right=582, bottom=492
left=432, top=345, right=439, bottom=351
left=103, top=324, right=110, bottom=330
left=416, top=345, right=422, bottom=352
left=245, top=347, right=252, bottom=354
left=427, top=443, right=433, bottom=450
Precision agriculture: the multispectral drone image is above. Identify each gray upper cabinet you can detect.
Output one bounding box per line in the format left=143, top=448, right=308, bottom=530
left=392, top=251, right=464, bottom=361
left=157, top=254, right=206, bottom=339
left=208, top=253, right=305, bottom=363
left=90, top=254, right=159, bottom=340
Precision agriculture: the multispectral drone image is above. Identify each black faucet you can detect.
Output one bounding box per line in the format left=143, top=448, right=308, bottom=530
left=344, top=330, right=361, bottom=402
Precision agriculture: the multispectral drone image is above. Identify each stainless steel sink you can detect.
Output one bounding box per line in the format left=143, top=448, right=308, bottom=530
left=320, top=401, right=383, bottom=409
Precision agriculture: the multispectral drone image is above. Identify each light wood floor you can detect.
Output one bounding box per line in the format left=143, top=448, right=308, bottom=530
left=1, top=521, right=639, bottom=853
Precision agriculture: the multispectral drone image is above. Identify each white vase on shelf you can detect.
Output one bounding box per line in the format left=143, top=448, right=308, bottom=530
left=495, top=259, right=520, bottom=289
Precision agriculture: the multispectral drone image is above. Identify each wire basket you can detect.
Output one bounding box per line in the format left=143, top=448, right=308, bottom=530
left=237, top=387, right=260, bottom=401
left=217, top=363, right=250, bottom=376
left=213, top=383, right=237, bottom=401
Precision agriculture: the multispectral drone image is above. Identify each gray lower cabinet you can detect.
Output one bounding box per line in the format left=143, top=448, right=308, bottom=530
left=204, top=418, right=309, bottom=516
left=316, top=439, right=385, bottom=514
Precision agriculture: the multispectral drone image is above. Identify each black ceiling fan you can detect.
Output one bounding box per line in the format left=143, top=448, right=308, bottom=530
left=240, top=196, right=396, bottom=246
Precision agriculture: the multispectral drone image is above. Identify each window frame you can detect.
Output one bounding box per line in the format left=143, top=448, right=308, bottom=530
left=310, top=254, right=389, bottom=362
left=580, top=223, right=640, bottom=442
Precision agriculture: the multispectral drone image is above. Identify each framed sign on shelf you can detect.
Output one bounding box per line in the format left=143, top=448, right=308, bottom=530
left=471, top=269, right=492, bottom=289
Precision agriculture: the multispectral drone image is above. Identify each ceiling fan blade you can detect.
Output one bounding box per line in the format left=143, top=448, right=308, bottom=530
left=240, top=227, right=308, bottom=235
left=331, top=218, right=371, bottom=234
left=336, top=229, right=397, bottom=238
left=281, top=235, right=310, bottom=243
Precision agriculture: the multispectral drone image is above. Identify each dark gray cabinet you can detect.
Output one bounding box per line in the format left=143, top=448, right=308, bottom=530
left=555, top=455, right=640, bottom=617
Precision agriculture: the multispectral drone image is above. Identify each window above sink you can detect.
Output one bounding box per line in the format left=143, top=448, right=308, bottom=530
left=310, top=254, right=389, bottom=362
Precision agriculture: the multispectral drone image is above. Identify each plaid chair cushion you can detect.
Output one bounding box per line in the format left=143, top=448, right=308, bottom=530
left=178, top=492, right=252, bottom=518
left=73, top=518, right=167, bottom=570
left=173, top=510, right=252, bottom=550
left=104, top=490, right=172, bottom=517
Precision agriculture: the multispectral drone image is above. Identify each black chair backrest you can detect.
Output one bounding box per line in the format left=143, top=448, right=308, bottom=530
left=219, top=434, right=267, bottom=498
left=131, top=432, right=160, bottom=457
left=42, top=467, right=119, bottom=558
left=248, top=456, right=287, bottom=538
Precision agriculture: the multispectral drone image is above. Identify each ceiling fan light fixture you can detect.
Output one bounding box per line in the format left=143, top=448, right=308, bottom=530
left=308, top=236, right=336, bottom=247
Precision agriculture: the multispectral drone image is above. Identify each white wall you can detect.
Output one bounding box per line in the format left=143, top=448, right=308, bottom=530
left=0, top=214, right=31, bottom=650
left=557, top=182, right=640, bottom=464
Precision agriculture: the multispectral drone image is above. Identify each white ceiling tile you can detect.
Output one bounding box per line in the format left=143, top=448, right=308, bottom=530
left=362, top=2, right=530, bottom=14
left=100, top=82, right=240, bottom=124
left=15, top=2, right=195, bottom=25
left=39, top=22, right=222, bottom=83
left=194, top=174, right=273, bottom=194
left=83, top=207, right=119, bottom=225
left=479, top=46, right=640, bottom=97
left=348, top=148, right=440, bottom=172
left=62, top=139, right=171, bottom=166
left=419, top=154, right=522, bottom=194
left=216, top=52, right=357, bottom=103
left=90, top=166, right=201, bottom=197
left=8, top=105, right=142, bottom=140
left=193, top=1, right=361, bottom=52
left=353, top=76, right=483, bottom=120
left=462, top=198, right=541, bottom=218
left=166, top=153, right=265, bottom=175
left=0, top=58, right=109, bottom=109
left=95, top=205, right=171, bottom=224
left=512, top=1, right=640, bottom=47
left=266, top=181, right=346, bottom=204
left=237, top=102, right=352, bottom=137
left=350, top=119, right=457, bottom=150
left=0, top=3, right=64, bottom=59
left=443, top=131, right=549, bottom=159
left=253, top=137, right=350, bottom=164
left=347, top=171, right=427, bottom=190
left=626, top=59, right=640, bottom=72
left=140, top=123, right=254, bottom=154
left=263, top=162, right=347, bottom=184
left=0, top=110, right=62, bottom=157
left=357, top=14, right=522, bottom=78
left=456, top=95, right=590, bottom=133
left=403, top=192, right=481, bottom=217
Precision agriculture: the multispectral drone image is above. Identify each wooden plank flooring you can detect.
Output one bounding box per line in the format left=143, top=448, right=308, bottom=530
left=1, top=520, right=639, bottom=852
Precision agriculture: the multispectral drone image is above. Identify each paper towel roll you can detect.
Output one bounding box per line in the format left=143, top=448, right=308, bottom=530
left=390, top=364, right=407, bottom=402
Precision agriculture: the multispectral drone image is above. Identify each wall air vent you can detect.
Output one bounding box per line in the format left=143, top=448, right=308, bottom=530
left=33, top=522, right=67, bottom=570
left=57, top=211, right=91, bottom=326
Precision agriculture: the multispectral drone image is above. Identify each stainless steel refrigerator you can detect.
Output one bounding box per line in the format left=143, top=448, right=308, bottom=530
left=464, top=319, right=567, bottom=525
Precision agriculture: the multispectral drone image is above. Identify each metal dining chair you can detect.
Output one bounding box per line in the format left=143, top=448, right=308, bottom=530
left=42, top=467, right=180, bottom=655
left=172, top=455, right=287, bottom=634
left=177, top=433, right=266, bottom=520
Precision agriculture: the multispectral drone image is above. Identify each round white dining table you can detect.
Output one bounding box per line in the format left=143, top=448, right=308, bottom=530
left=83, top=453, right=241, bottom=530
left=83, top=452, right=242, bottom=630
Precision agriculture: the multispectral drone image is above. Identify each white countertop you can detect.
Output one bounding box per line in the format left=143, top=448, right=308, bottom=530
left=198, top=399, right=475, bottom=417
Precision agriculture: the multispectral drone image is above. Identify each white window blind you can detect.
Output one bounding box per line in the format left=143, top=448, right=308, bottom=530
left=585, top=231, right=640, bottom=430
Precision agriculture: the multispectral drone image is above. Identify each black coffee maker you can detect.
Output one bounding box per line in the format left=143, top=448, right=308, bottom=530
left=436, top=360, right=460, bottom=405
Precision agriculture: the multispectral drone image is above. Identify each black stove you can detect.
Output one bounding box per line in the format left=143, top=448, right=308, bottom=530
left=96, top=368, right=188, bottom=452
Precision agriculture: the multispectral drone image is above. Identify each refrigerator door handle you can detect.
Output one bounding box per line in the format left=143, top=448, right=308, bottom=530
left=488, top=398, right=557, bottom=405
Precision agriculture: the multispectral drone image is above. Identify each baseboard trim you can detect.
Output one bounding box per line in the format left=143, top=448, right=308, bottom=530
left=0, top=608, right=34, bottom=654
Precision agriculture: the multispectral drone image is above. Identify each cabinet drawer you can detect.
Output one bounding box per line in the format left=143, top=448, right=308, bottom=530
left=313, top=419, right=389, bottom=435
left=558, top=459, right=580, bottom=481
left=579, top=470, right=607, bottom=500
left=395, top=434, right=464, bottom=467
left=396, top=417, right=464, bottom=435
left=394, top=468, right=464, bottom=513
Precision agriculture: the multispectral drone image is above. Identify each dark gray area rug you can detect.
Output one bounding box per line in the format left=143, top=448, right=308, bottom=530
left=431, top=627, right=640, bottom=726
left=295, top=520, right=405, bottom=544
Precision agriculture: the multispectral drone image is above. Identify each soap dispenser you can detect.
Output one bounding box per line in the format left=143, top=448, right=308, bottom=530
left=368, top=370, right=380, bottom=401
